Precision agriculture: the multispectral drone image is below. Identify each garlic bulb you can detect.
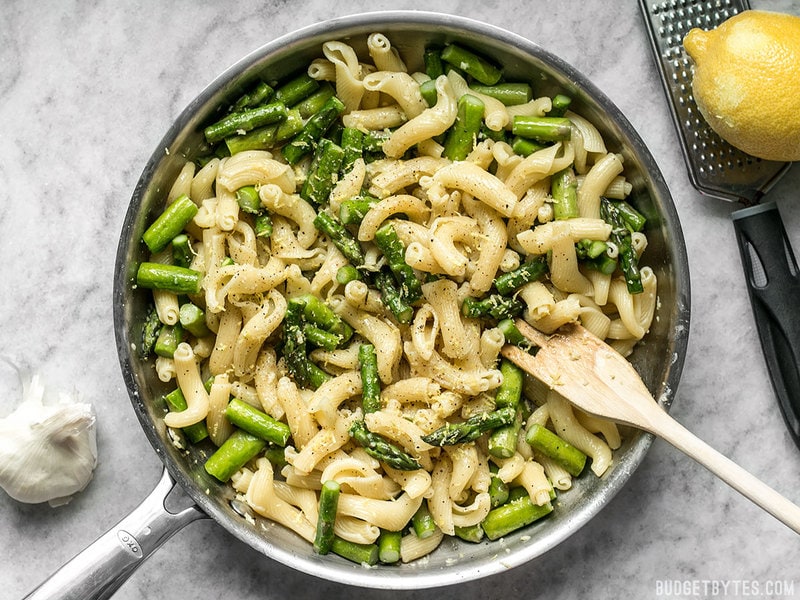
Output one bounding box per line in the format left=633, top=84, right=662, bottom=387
left=0, top=372, right=98, bottom=507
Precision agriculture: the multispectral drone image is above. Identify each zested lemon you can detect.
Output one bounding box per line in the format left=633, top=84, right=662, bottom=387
left=683, top=10, right=800, bottom=162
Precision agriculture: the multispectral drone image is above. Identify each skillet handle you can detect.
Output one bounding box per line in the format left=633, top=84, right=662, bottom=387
left=732, top=201, right=800, bottom=450
left=22, top=467, right=206, bottom=600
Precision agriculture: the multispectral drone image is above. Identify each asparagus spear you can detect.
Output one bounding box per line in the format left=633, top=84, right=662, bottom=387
left=136, top=262, right=203, bottom=295
left=600, top=196, right=643, bottom=294
left=274, top=73, right=320, bottom=107
left=225, top=398, right=292, bottom=446
left=301, top=137, right=345, bottom=207
left=313, top=480, right=341, bottom=555
left=549, top=93, right=572, bottom=118
left=440, top=43, right=502, bottom=85
left=481, top=489, right=553, bottom=540
left=469, top=82, right=532, bottom=106
left=142, top=194, right=198, bottom=253
left=423, top=46, right=445, bottom=79
left=141, top=304, right=161, bottom=357
left=154, top=323, right=185, bottom=358
left=204, top=102, right=288, bottom=144
left=339, top=195, right=379, bottom=225
left=204, top=429, right=266, bottom=482
left=234, top=185, right=261, bottom=214
left=292, top=293, right=353, bottom=342
left=373, top=223, right=422, bottom=303
left=339, top=127, right=364, bottom=174
left=349, top=420, right=421, bottom=471
left=511, top=115, right=572, bottom=143
left=454, top=524, right=485, bottom=543
left=493, top=256, right=548, bottom=295
left=171, top=233, right=193, bottom=268
left=224, top=109, right=304, bottom=155
left=411, top=502, right=437, bottom=539
left=461, top=294, right=524, bottom=320
left=282, top=299, right=311, bottom=387
left=421, top=406, right=517, bottom=446
left=358, top=343, right=381, bottom=414
left=497, top=318, right=537, bottom=354
left=377, top=529, right=402, bottom=564
left=331, top=536, right=379, bottom=566
left=374, top=270, right=414, bottom=324
left=551, top=167, right=579, bottom=220
left=179, top=302, right=211, bottom=338
left=487, top=359, right=525, bottom=458
left=442, top=93, right=485, bottom=161
left=313, top=211, right=365, bottom=266
left=526, top=423, right=587, bottom=477
left=282, top=95, right=346, bottom=164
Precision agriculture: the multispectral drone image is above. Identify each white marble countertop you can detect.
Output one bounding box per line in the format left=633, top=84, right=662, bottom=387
left=2, top=1, right=799, bottom=599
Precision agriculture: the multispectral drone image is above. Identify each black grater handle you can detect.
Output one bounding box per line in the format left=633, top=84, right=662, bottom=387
left=732, top=201, right=800, bottom=449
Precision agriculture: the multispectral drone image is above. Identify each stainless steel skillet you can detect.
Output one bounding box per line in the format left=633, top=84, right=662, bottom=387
left=23, top=11, right=690, bottom=599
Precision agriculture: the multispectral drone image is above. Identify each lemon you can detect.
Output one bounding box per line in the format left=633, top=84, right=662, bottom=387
left=683, top=10, right=800, bottom=162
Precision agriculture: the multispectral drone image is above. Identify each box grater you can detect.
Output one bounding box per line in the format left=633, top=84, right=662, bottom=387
left=640, top=0, right=800, bottom=449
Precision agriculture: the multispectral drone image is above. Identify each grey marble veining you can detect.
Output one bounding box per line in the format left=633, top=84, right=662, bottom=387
left=2, top=1, right=799, bottom=599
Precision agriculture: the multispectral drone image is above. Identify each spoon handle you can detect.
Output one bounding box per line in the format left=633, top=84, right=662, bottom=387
left=647, top=410, right=800, bottom=534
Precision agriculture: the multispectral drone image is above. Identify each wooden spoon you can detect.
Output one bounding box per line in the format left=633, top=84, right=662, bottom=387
left=501, top=318, right=800, bottom=534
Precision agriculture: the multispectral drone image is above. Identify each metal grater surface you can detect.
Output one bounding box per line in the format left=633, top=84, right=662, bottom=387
left=639, top=0, right=790, bottom=205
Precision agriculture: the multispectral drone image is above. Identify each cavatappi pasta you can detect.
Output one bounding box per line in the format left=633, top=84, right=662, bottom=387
left=136, top=33, right=656, bottom=565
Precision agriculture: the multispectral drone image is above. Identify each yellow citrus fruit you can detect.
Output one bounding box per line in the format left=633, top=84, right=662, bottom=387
left=683, top=10, right=800, bottom=162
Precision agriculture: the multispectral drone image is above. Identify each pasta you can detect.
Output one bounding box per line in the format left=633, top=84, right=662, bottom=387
left=137, top=32, right=658, bottom=567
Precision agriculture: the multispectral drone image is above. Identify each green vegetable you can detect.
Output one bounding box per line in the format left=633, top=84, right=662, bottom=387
left=493, top=256, right=548, bottom=295
left=313, top=211, right=365, bottom=266
left=331, top=536, right=379, bottom=565
left=549, top=93, right=572, bottom=117
left=374, top=270, right=414, bottom=324
left=136, top=262, right=203, bottom=295
left=481, top=491, right=553, bottom=541
left=204, top=102, right=288, bottom=144
left=339, top=195, right=379, bottom=225
left=313, top=480, right=341, bottom=555
left=469, top=82, right=532, bottom=106
left=301, top=137, right=345, bottom=206
left=349, top=420, right=421, bottom=471
left=142, top=194, right=198, bottom=253
left=225, top=398, right=292, bottom=446
left=551, top=167, right=579, bottom=220
left=440, top=44, right=502, bottom=85
left=234, top=185, right=261, bottom=214
left=359, top=344, right=381, bottom=414
left=377, top=529, right=402, bottom=564
left=525, top=423, right=587, bottom=477
left=454, top=524, right=485, bottom=543
left=511, top=116, right=572, bottom=143
left=601, top=197, right=643, bottom=294
left=204, top=429, right=266, bottom=482
left=374, top=223, right=422, bottom=303
left=179, top=302, right=210, bottom=338
left=171, top=233, right=193, bottom=268
left=411, top=502, right=437, bottom=539
left=421, top=406, right=517, bottom=446
left=339, top=127, right=364, bottom=174
left=231, top=80, right=275, bottom=112
left=141, top=305, right=161, bottom=357
left=282, top=96, right=346, bottom=164
left=274, top=73, right=320, bottom=107
left=461, top=294, right=524, bottom=320
left=154, top=323, right=184, bottom=358
left=442, top=93, right=485, bottom=161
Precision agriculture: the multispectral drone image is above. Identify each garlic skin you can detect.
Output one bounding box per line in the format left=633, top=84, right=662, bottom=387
left=0, top=374, right=98, bottom=507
